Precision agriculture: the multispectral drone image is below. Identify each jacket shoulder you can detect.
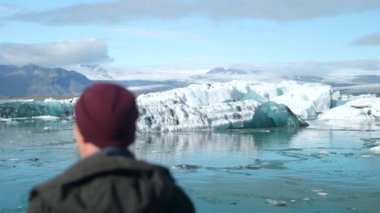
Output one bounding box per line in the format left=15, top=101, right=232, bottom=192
left=28, top=155, right=194, bottom=212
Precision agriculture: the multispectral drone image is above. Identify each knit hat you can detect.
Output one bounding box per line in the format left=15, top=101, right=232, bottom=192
left=75, top=83, right=139, bottom=148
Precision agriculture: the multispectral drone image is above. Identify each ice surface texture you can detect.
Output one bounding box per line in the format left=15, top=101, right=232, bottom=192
left=319, top=98, right=380, bottom=120
left=136, top=81, right=331, bottom=132
left=245, top=102, right=309, bottom=128
left=0, top=99, right=75, bottom=119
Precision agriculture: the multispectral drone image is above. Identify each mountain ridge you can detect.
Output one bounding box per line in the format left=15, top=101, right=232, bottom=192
left=0, top=64, right=92, bottom=97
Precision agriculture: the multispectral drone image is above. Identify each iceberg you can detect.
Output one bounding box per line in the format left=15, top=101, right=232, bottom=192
left=137, top=81, right=330, bottom=132
left=370, top=145, right=380, bottom=154
left=0, top=98, right=76, bottom=119
left=313, top=98, right=380, bottom=131
left=318, top=98, right=380, bottom=120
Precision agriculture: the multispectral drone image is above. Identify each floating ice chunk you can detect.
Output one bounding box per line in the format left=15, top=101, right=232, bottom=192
left=0, top=118, right=12, bottom=122
left=312, top=189, right=329, bottom=196
left=319, top=150, right=329, bottom=156
left=317, top=192, right=329, bottom=196
left=370, top=145, right=380, bottom=154
left=319, top=98, right=380, bottom=120
left=173, top=164, right=201, bottom=170
left=33, top=116, right=60, bottom=121
left=265, top=199, right=287, bottom=207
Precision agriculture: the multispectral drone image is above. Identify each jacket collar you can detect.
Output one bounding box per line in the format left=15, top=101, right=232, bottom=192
left=97, top=146, right=134, bottom=158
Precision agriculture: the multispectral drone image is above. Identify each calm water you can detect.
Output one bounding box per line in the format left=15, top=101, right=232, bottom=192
left=1, top=120, right=380, bottom=212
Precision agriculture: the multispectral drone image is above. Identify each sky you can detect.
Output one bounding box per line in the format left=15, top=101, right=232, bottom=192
left=0, top=0, right=379, bottom=76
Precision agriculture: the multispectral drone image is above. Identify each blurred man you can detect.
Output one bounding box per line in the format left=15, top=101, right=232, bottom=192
left=28, top=83, right=195, bottom=213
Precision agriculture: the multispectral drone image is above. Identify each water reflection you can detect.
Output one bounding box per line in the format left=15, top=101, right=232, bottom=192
left=132, top=127, right=380, bottom=213
left=132, top=128, right=304, bottom=170
left=0, top=120, right=76, bottom=211
left=135, top=128, right=302, bottom=154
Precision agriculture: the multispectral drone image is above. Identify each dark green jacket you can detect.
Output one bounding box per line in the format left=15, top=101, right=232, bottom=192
left=28, top=149, right=195, bottom=213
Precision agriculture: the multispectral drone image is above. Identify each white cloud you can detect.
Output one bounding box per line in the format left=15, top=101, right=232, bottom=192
left=0, top=39, right=111, bottom=67
left=352, top=33, right=380, bottom=45
left=104, top=26, right=202, bottom=41
left=5, top=0, right=380, bottom=24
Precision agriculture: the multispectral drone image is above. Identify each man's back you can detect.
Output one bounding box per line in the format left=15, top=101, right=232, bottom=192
left=28, top=148, right=195, bottom=213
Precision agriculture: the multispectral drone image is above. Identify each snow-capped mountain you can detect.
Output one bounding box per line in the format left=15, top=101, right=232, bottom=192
left=66, top=64, right=115, bottom=80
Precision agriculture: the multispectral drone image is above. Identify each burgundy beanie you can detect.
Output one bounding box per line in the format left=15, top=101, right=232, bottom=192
left=75, top=83, right=139, bottom=148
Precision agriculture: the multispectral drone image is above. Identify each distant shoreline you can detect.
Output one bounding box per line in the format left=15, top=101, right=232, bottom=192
left=0, top=96, right=77, bottom=101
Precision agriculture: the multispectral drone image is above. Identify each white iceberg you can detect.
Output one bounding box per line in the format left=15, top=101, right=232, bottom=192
left=319, top=98, right=380, bottom=120
left=136, top=81, right=331, bottom=132
left=370, top=145, right=380, bottom=154
left=136, top=82, right=263, bottom=131
left=271, top=81, right=332, bottom=119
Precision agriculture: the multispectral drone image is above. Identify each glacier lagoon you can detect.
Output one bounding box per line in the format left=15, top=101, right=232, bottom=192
left=1, top=119, right=380, bottom=213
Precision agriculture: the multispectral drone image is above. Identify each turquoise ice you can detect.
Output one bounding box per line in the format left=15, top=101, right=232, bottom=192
left=0, top=100, right=74, bottom=119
